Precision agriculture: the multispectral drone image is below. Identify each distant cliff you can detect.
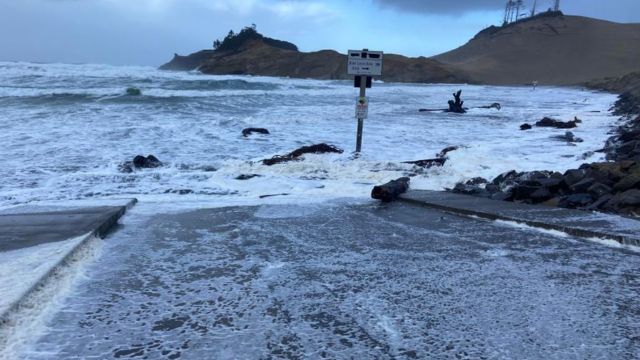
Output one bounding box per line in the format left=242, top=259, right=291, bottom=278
left=160, top=28, right=470, bottom=84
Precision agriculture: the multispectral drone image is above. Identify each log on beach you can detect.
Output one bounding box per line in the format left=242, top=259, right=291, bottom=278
left=371, top=177, right=411, bottom=202
left=262, top=143, right=343, bottom=166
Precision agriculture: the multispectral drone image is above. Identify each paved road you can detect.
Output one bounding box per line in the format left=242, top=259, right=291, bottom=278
left=22, top=201, right=640, bottom=359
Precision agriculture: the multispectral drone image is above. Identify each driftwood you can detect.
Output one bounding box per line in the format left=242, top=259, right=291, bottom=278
left=478, top=103, right=501, bottom=110
left=403, top=158, right=447, bottom=168
left=448, top=90, right=466, bottom=113
left=371, top=177, right=411, bottom=202
left=535, top=117, right=578, bottom=129
left=242, top=128, right=270, bottom=137
left=262, top=143, right=343, bottom=166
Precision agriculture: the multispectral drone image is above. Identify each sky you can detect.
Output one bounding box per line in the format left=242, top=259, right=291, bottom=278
left=0, top=0, right=638, bottom=66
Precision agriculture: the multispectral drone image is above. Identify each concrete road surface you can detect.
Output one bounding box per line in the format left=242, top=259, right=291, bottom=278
left=19, top=201, right=640, bottom=359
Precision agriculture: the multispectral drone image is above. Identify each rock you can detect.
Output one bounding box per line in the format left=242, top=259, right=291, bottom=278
left=371, top=177, right=410, bottom=202
left=126, top=87, right=142, bottom=96
left=552, top=131, right=583, bottom=143
left=236, top=174, right=261, bottom=180
left=587, top=183, right=613, bottom=199
left=586, top=194, right=614, bottom=210
left=536, top=177, right=563, bottom=190
left=511, top=185, right=541, bottom=201
left=619, top=129, right=640, bottom=143
left=452, top=182, right=490, bottom=197
left=559, top=193, right=593, bottom=208
left=479, top=103, right=501, bottom=110
left=403, top=158, right=447, bottom=168
left=569, top=178, right=595, bottom=193
left=543, top=197, right=562, bottom=207
left=492, top=170, right=519, bottom=186
left=612, top=171, right=640, bottom=192
left=242, top=128, right=270, bottom=137
left=132, top=155, right=162, bottom=169
left=529, top=187, right=554, bottom=203
left=437, top=146, right=459, bottom=158
left=604, top=189, right=640, bottom=210
left=262, top=143, right=343, bottom=166
left=535, top=117, right=578, bottom=129
left=618, top=140, right=640, bottom=157
left=485, top=184, right=500, bottom=193
left=465, top=177, right=488, bottom=186
left=562, top=169, right=587, bottom=187
left=520, top=123, right=532, bottom=130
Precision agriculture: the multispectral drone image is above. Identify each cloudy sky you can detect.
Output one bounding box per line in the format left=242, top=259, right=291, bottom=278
left=1, top=0, right=638, bottom=66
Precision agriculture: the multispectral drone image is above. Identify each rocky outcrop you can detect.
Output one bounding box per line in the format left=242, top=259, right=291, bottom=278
left=119, top=155, right=162, bottom=173
left=242, top=128, right=270, bottom=137
left=535, top=117, right=580, bottom=129
left=160, top=31, right=470, bottom=83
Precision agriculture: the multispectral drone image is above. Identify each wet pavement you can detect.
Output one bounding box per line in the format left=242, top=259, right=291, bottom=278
left=21, top=201, right=640, bottom=359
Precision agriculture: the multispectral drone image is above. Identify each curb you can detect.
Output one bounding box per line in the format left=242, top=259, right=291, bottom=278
left=0, top=199, right=137, bottom=325
left=399, top=192, right=640, bottom=247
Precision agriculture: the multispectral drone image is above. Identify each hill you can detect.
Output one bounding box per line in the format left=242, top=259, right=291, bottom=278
left=160, top=28, right=470, bottom=84
left=433, top=12, right=640, bottom=85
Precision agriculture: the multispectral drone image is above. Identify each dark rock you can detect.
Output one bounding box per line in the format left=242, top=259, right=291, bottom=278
left=618, top=140, right=640, bottom=156
left=485, top=184, right=500, bottom=193
left=536, top=177, right=563, bottom=190
left=612, top=171, right=640, bottom=192
left=543, top=197, right=562, bottom=207
left=371, top=177, right=410, bottom=202
left=404, top=158, right=447, bottom=168
left=569, top=178, right=595, bottom=193
left=242, top=128, right=270, bottom=137
left=437, top=146, right=459, bottom=158
left=529, top=187, right=554, bottom=203
left=478, top=103, right=501, bottom=110
left=236, top=174, right=261, bottom=180
left=562, top=169, right=587, bottom=187
left=132, top=155, right=162, bottom=169
left=492, top=170, right=519, bottom=186
left=465, top=177, right=488, bottom=186
left=587, top=183, right=613, bottom=199
left=552, top=131, right=583, bottom=143
left=604, top=189, right=640, bottom=210
left=559, top=193, right=594, bottom=208
left=586, top=194, right=614, bottom=210
left=619, top=129, right=640, bottom=143
left=520, top=123, right=532, bottom=130
left=511, top=185, right=541, bottom=200
left=262, top=143, right=343, bottom=166
left=126, top=87, right=142, bottom=96
left=452, top=183, right=490, bottom=197
left=535, top=117, right=578, bottom=129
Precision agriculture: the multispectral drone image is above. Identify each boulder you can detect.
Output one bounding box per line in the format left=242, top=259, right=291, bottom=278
left=587, top=183, right=613, bottom=199
left=126, top=87, right=142, bottom=96
left=612, top=171, right=640, bottom=192
left=604, top=189, right=640, bottom=210
left=552, top=131, right=583, bottom=143
left=529, top=187, right=554, bottom=203
left=558, top=193, right=593, bottom=209
left=452, top=183, right=490, bottom=197
left=535, top=117, right=578, bottom=129
left=133, top=155, right=162, bottom=168
left=569, top=178, right=595, bottom=193
left=491, top=191, right=513, bottom=201
left=586, top=194, right=614, bottom=210
left=236, top=174, right=261, bottom=180
left=562, top=169, right=587, bottom=187
left=520, top=123, right=532, bottom=130
left=242, top=128, right=270, bottom=137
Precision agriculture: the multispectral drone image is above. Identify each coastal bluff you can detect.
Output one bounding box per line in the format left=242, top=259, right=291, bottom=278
left=159, top=28, right=469, bottom=84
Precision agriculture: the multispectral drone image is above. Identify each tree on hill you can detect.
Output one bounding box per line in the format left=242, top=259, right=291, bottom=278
left=212, top=25, right=298, bottom=52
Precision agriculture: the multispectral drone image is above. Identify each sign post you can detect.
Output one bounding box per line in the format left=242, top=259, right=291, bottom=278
left=347, top=49, right=383, bottom=154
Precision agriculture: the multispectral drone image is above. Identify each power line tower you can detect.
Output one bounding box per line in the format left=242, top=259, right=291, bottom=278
left=554, top=0, right=561, bottom=11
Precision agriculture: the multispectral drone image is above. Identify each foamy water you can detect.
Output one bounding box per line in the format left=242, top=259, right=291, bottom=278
left=0, top=61, right=619, bottom=209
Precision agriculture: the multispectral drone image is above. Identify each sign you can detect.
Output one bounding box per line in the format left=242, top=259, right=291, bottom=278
left=347, top=50, right=383, bottom=76
left=355, top=97, right=369, bottom=119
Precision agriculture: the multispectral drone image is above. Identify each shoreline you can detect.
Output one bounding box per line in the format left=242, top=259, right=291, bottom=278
left=453, top=74, right=640, bottom=217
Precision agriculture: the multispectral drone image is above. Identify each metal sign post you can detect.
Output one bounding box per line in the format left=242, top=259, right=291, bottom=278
left=347, top=49, right=383, bottom=154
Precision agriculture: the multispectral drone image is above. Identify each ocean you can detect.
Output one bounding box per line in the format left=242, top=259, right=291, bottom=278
left=0, top=61, right=620, bottom=211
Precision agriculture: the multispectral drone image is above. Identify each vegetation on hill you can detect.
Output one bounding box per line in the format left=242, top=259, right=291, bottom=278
left=213, top=25, right=298, bottom=52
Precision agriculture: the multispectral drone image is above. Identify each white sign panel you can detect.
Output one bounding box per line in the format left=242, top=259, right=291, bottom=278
left=348, top=50, right=383, bottom=76
left=355, top=97, right=369, bottom=119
